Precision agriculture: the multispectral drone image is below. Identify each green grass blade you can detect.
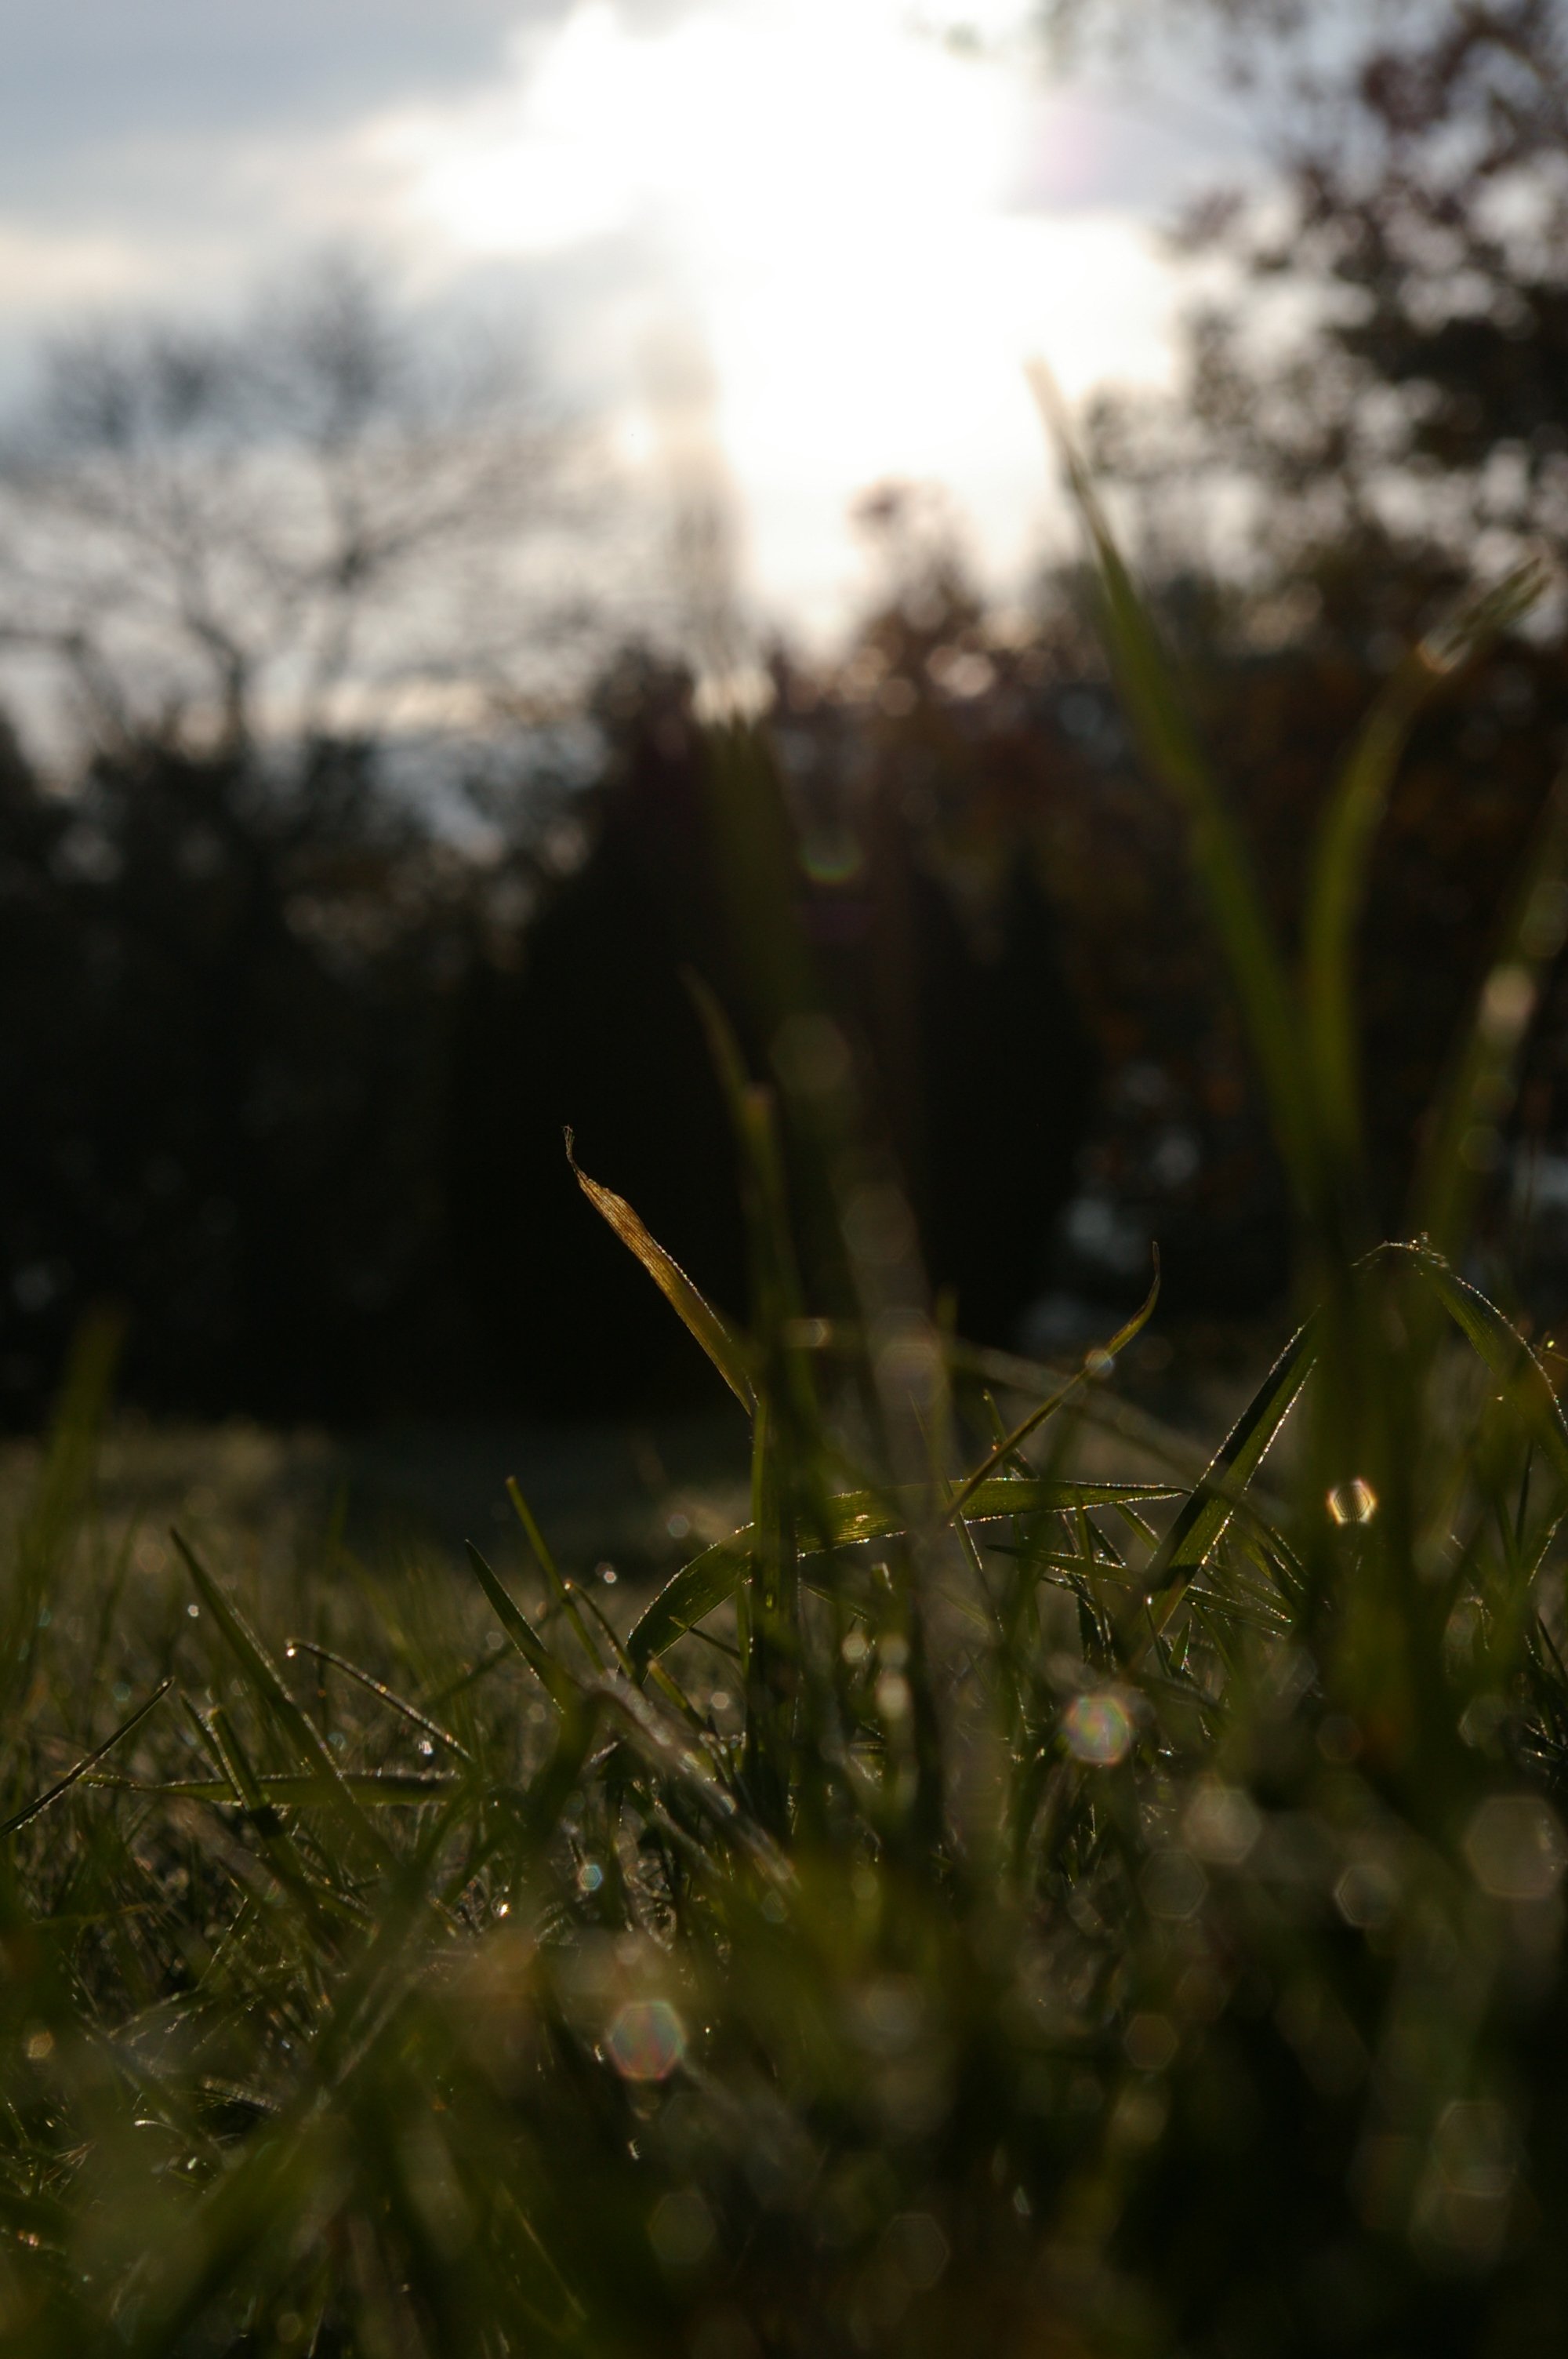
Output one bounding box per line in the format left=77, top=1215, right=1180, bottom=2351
left=1031, top=364, right=1316, bottom=1212
left=92, top=1770, right=463, bottom=1804
left=463, top=1541, right=581, bottom=1714
left=281, top=1640, right=474, bottom=1765
left=1302, top=565, right=1544, bottom=1189
left=627, top=1536, right=751, bottom=1676
left=1411, top=762, right=1568, bottom=1258
left=566, top=1129, right=757, bottom=1415
left=0, top=1677, right=171, bottom=1840
left=949, top=1254, right=1160, bottom=1517
left=626, top=1478, right=1181, bottom=1671
left=174, top=1529, right=395, bottom=1868
left=1396, top=1241, right=1568, bottom=1488
left=1144, top=1317, right=1318, bottom=1597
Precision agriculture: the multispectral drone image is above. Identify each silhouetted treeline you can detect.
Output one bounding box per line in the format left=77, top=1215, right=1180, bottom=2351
left=0, top=627, right=1103, bottom=1425
left=7, top=543, right=1568, bottom=1430
left=449, top=647, right=1098, bottom=1412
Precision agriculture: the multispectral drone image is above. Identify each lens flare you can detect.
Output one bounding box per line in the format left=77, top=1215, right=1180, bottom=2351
left=1327, top=1479, right=1377, bottom=1526
left=1061, top=1692, right=1133, bottom=1766
left=605, top=1999, right=687, bottom=2082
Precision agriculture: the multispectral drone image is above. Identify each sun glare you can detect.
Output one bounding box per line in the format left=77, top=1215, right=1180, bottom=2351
left=376, top=0, right=1176, bottom=629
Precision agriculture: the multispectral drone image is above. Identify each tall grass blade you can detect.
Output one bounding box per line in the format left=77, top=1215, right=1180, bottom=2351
left=1030, top=362, right=1317, bottom=1212
left=463, top=1540, right=580, bottom=1713
left=1301, top=566, right=1543, bottom=1193
left=1412, top=764, right=1568, bottom=1257
left=0, top=1676, right=171, bottom=1840
left=565, top=1128, right=757, bottom=1415
left=174, top=1529, right=394, bottom=1868
left=1144, top=1317, right=1317, bottom=1599
left=1398, top=1241, right=1568, bottom=1488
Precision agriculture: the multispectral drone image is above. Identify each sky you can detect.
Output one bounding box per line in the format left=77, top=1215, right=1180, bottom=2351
left=0, top=0, right=1250, bottom=648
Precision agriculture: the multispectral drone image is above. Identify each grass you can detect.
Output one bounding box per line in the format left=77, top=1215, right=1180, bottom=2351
left=4, top=467, right=1568, bottom=2358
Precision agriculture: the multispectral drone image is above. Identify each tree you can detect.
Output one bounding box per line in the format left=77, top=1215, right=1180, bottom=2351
left=1051, top=2, right=1568, bottom=631
left=0, top=256, right=570, bottom=760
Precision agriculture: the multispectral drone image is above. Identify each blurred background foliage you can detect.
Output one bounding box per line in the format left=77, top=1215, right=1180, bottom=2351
left=8, top=0, right=1568, bottom=1427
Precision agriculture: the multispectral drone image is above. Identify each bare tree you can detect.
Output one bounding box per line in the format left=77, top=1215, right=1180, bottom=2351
left=1044, top=2, right=1568, bottom=615
left=0, top=256, right=574, bottom=759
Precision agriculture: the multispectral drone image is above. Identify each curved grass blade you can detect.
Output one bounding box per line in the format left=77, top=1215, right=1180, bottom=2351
left=1144, top=1315, right=1318, bottom=1600
left=1302, top=565, right=1544, bottom=1184
left=174, top=1530, right=394, bottom=1868
left=626, top=1536, right=751, bottom=1675
left=1029, top=362, right=1316, bottom=1212
left=566, top=1128, right=756, bottom=1416
left=1396, top=1241, right=1568, bottom=1490
left=949, top=1253, right=1160, bottom=1518
left=1412, top=762, right=1568, bottom=1259
left=464, top=1540, right=580, bottom=1714
left=626, top=1478, right=1181, bottom=1672
left=0, top=1676, right=172, bottom=1841
left=281, top=1639, right=474, bottom=1766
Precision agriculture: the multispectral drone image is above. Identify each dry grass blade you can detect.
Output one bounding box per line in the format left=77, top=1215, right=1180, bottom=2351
left=565, top=1127, right=757, bottom=1414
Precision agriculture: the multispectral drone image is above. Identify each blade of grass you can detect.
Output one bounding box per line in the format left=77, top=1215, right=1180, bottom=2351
left=174, top=1530, right=395, bottom=1870
left=565, top=1128, right=757, bottom=1416
left=1301, top=565, right=1544, bottom=1189
left=281, top=1640, right=474, bottom=1766
left=1413, top=763, right=1568, bottom=1258
left=463, top=1542, right=581, bottom=1714
left=948, top=1253, right=1160, bottom=1518
left=626, top=1478, right=1182, bottom=1672
left=0, top=1677, right=172, bottom=1841
left=1143, top=1315, right=1318, bottom=1600
left=506, top=1478, right=606, bottom=1676
left=1397, top=1241, right=1568, bottom=1490
left=1029, top=362, right=1318, bottom=1216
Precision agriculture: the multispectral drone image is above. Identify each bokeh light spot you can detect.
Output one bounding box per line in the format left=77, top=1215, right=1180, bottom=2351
left=799, top=827, right=864, bottom=885
left=605, top=1998, right=687, bottom=2082
left=1463, top=1794, right=1567, bottom=1901
left=1061, top=1692, right=1132, bottom=1766
left=648, top=2186, right=715, bottom=2272
left=1327, top=1479, right=1377, bottom=1526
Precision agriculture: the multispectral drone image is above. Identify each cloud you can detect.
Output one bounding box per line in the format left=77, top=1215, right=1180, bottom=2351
left=0, top=0, right=1206, bottom=634
left=0, top=2, right=544, bottom=196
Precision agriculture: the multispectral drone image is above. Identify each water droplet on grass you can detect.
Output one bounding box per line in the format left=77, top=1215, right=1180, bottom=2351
left=1327, top=1479, right=1377, bottom=1526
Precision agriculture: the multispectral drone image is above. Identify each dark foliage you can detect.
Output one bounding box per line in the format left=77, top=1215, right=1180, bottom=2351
left=0, top=644, right=1103, bottom=1424
left=450, top=644, right=1101, bottom=1411
left=0, top=729, right=472, bottom=1421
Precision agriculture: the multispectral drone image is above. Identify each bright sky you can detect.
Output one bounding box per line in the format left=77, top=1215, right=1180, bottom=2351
left=373, top=0, right=1206, bottom=637
left=0, top=0, right=1241, bottom=645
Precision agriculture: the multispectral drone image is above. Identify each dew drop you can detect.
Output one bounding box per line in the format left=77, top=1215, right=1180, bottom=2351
left=1327, top=1479, right=1378, bottom=1527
